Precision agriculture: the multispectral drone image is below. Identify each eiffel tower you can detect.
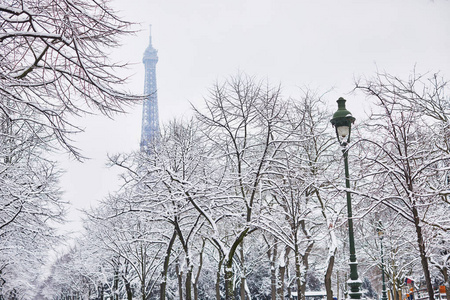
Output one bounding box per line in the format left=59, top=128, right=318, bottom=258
left=140, top=25, right=159, bottom=152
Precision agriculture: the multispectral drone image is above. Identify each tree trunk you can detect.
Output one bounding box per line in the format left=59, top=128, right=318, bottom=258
left=216, top=270, right=221, bottom=300
left=124, top=279, right=133, bottom=300
left=392, top=262, right=399, bottom=300
left=161, top=230, right=177, bottom=300
left=277, top=245, right=288, bottom=300
left=174, top=216, right=193, bottom=300
left=240, top=244, right=246, bottom=300
left=392, top=286, right=398, bottom=300
left=113, top=266, right=119, bottom=300
left=442, top=266, right=450, bottom=300
left=225, top=229, right=249, bottom=300
left=194, top=279, right=199, bottom=300
left=185, top=266, right=193, bottom=300
left=278, top=264, right=286, bottom=300
left=240, top=277, right=246, bottom=300
left=294, top=241, right=302, bottom=300
left=325, top=254, right=335, bottom=300
left=176, top=259, right=184, bottom=300
left=216, top=269, right=221, bottom=300
left=141, top=279, right=146, bottom=300
left=300, top=276, right=307, bottom=300
left=271, top=242, right=278, bottom=300
left=193, top=239, right=205, bottom=300
left=99, top=283, right=104, bottom=300
left=122, top=261, right=133, bottom=300
left=224, top=261, right=235, bottom=300
left=300, top=220, right=314, bottom=300
left=412, top=206, right=434, bottom=300
left=316, top=189, right=336, bottom=300
left=336, top=271, right=339, bottom=300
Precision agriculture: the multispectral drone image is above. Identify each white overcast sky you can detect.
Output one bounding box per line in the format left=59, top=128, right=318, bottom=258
left=58, top=0, right=450, bottom=233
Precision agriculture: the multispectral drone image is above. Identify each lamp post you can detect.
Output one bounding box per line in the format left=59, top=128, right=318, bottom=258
left=377, top=220, right=388, bottom=300
left=330, top=97, right=362, bottom=299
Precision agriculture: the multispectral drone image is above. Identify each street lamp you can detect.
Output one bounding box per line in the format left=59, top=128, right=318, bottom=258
left=331, top=97, right=362, bottom=299
left=377, top=220, right=388, bottom=300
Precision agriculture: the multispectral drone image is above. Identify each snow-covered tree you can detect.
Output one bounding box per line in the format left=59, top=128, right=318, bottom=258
left=354, top=70, right=450, bottom=300
left=107, top=119, right=212, bottom=300
left=44, top=70, right=450, bottom=300
left=0, top=0, right=141, bottom=157
left=0, top=114, right=65, bottom=298
left=193, top=74, right=295, bottom=300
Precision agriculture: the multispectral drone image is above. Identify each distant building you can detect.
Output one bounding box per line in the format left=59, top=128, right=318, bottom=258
left=140, top=25, right=159, bottom=152
left=287, top=291, right=327, bottom=300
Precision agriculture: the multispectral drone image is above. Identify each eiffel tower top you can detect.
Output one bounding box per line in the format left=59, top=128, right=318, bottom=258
left=143, top=25, right=158, bottom=63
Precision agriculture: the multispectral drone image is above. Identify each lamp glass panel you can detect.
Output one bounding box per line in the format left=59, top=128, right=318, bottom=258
left=337, top=126, right=350, bottom=138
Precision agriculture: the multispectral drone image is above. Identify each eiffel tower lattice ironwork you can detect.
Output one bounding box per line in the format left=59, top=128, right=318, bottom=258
left=140, top=25, right=159, bottom=152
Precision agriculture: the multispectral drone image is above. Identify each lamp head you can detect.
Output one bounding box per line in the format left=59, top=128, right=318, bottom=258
left=330, top=97, right=355, bottom=146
